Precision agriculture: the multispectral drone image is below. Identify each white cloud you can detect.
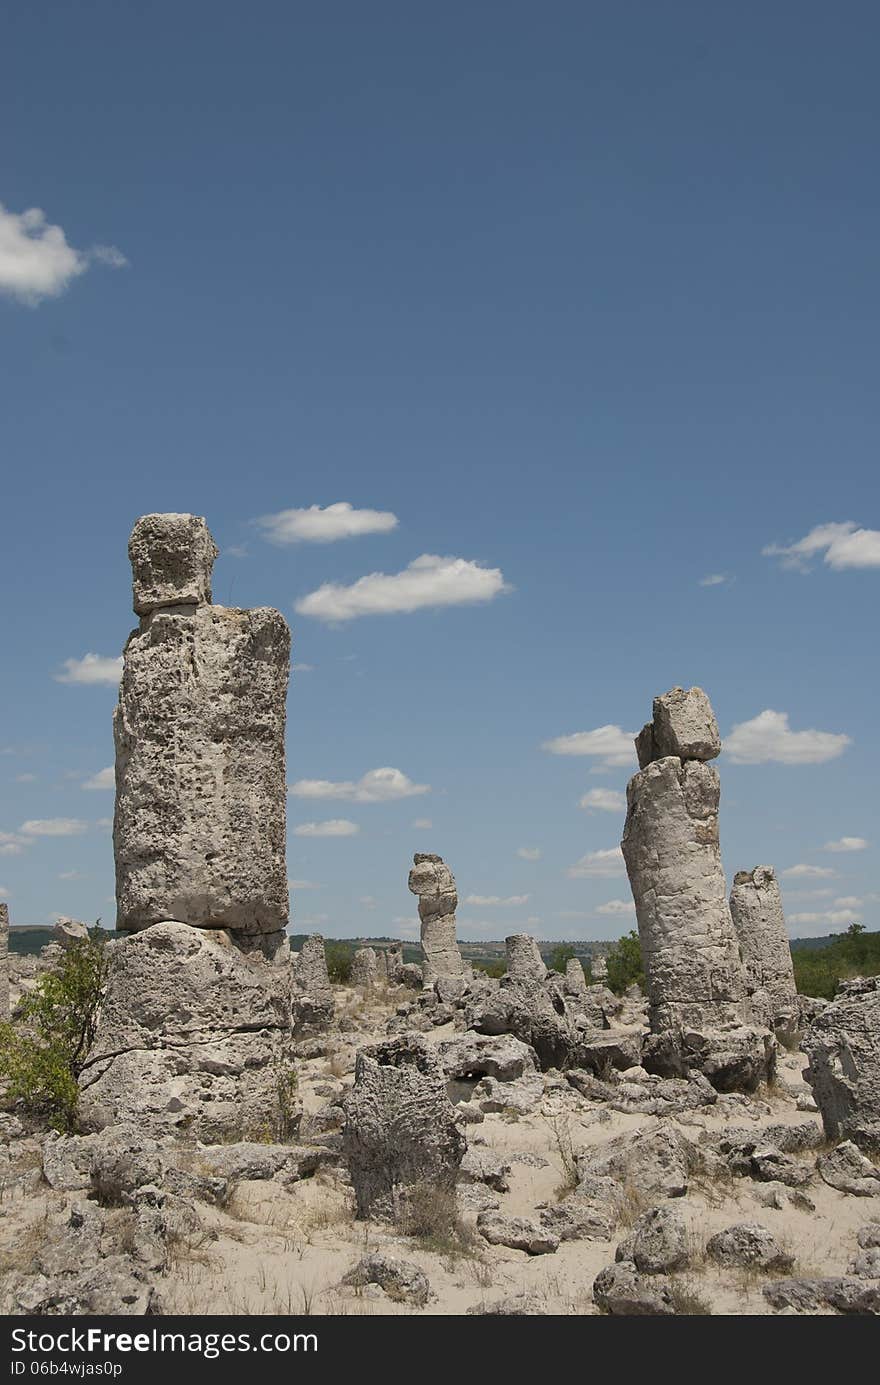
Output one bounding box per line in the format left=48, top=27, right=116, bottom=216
left=391, top=916, right=420, bottom=939
left=465, top=894, right=530, bottom=907
left=542, top=725, right=635, bottom=769
left=55, top=654, right=123, bottom=686
left=596, top=899, right=636, bottom=916
left=95, top=818, right=112, bottom=833
left=359, top=895, right=378, bottom=910
left=833, top=896, right=863, bottom=909
left=82, top=767, right=114, bottom=791
left=289, top=767, right=428, bottom=803
left=288, top=879, right=321, bottom=890
left=256, top=502, right=399, bottom=545
left=412, top=818, right=433, bottom=830
left=725, top=710, right=851, bottom=765
left=566, top=846, right=626, bottom=879
left=292, top=819, right=359, bottom=837
left=224, top=544, right=248, bottom=559
left=295, top=554, right=510, bottom=622
left=782, top=864, right=836, bottom=879
left=0, top=832, right=29, bottom=856
left=699, top=573, right=733, bottom=587
left=789, top=909, right=863, bottom=928
left=20, top=818, right=88, bottom=837
left=15, top=773, right=37, bottom=783
left=782, top=888, right=834, bottom=899
left=822, top=836, right=868, bottom=853
left=292, top=662, right=314, bottom=673
left=517, top=847, right=541, bottom=861
left=764, top=521, right=880, bottom=572
left=59, top=870, right=86, bottom=881
left=579, top=787, right=626, bottom=813
left=0, top=203, right=126, bottom=306
left=0, top=886, right=8, bottom=898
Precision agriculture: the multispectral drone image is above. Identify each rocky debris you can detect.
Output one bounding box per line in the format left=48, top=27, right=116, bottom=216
left=395, top=962, right=423, bottom=989
left=617, top=1205, right=690, bottom=1273
left=538, top=1179, right=621, bottom=1242
left=114, top=514, right=290, bottom=936
left=763, top=1276, right=880, bottom=1315
left=468, top=1293, right=554, bottom=1315
left=568, top=1067, right=717, bottom=1118
left=476, top=1210, right=559, bottom=1255
left=802, top=977, right=880, bottom=1154
left=342, top=1252, right=431, bottom=1306
left=505, top=933, right=547, bottom=983
left=291, top=934, right=334, bottom=1034
left=459, top=1146, right=511, bottom=1192
left=464, top=976, right=578, bottom=1072
left=51, top=917, right=90, bottom=949
left=577, top=1124, right=699, bottom=1201
left=642, top=1024, right=776, bottom=1093
left=438, top=1032, right=537, bottom=1083
left=711, top=1125, right=818, bottom=1187
left=729, top=867, right=799, bottom=1041
left=857, top=1223, right=880, bottom=1249
left=472, top=1071, right=545, bottom=1116
left=189, top=1141, right=335, bottom=1186
left=848, top=1248, right=880, bottom=1278
left=351, top=947, right=379, bottom=988
left=576, top=1029, right=644, bottom=1074
left=0, top=902, right=8, bottom=1021
left=706, top=1222, right=795, bottom=1271
left=8, top=1200, right=156, bottom=1315
left=342, top=1034, right=465, bottom=1219
left=592, top=1262, right=675, bottom=1315
left=407, top=853, right=464, bottom=985
left=817, top=1141, right=880, bottom=1197
left=77, top=921, right=297, bottom=1141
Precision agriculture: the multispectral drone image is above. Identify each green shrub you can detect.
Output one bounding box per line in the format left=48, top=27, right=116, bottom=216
left=473, top=960, right=506, bottom=979
left=325, top=941, right=355, bottom=984
left=0, top=925, right=109, bottom=1131
left=605, top=929, right=645, bottom=995
left=549, top=944, right=576, bottom=973
left=792, top=924, right=880, bottom=999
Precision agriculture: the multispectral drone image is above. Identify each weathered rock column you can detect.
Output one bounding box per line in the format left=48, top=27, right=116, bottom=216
left=803, top=978, right=880, bottom=1153
left=113, top=513, right=291, bottom=940
left=407, top=853, right=464, bottom=986
left=351, top=946, right=379, bottom=988
left=621, top=687, right=772, bottom=1088
left=729, top=866, right=798, bottom=1039
left=505, top=933, right=547, bottom=983
left=0, top=903, right=9, bottom=1022
left=291, top=934, right=334, bottom=1034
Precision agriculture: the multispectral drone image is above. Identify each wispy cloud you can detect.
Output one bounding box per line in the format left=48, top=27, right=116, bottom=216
left=763, top=521, right=880, bottom=572
left=288, top=878, right=321, bottom=890
left=517, top=847, right=541, bottom=861
left=296, top=554, right=510, bottom=622
left=542, top=725, right=635, bottom=770
left=595, top=898, right=635, bottom=916
left=0, top=831, right=29, bottom=856
left=82, top=767, right=114, bottom=791
left=782, top=863, right=836, bottom=879
left=256, top=502, right=398, bottom=545
left=699, top=573, right=734, bottom=587
left=0, top=202, right=126, bottom=306
left=579, top=787, right=626, bottom=813
left=566, top=846, right=626, bottom=879
left=15, top=773, right=37, bottom=784
left=289, top=767, right=428, bottom=803
left=725, top=710, right=851, bottom=765
left=292, top=819, right=359, bottom=838
left=20, top=818, right=88, bottom=837
left=412, top=817, right=433, bottom=830
left=55, top=654, right=123, bottom=687
left=465, top=894, right=530, bottom=907
left=821, top=836, right=868, bottom=853
left=788, top=909, right=863, bottom=928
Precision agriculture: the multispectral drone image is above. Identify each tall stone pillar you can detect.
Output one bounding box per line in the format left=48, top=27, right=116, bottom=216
left=621, top=687, right=772, bottom=1089
left=729, top=866, right=798, bottom=1037
left=407, top=853, right=463, bottom=986
left=113, top=513, right=290, bottom=939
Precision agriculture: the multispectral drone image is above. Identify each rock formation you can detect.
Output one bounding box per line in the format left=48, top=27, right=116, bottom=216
left=592, top=952, right=608, bottom=983
left=342, top=1034, right=466, bottom=1218
left=78, top=922, right=297, bottom=1141
left=114, top=513, right=290, bottom=940
left=52, top=918, right=90, bottom=950
left=505, top=933, right=546, bottom=982
left=290, top=934, right=334, bottom=1034
left=0, top=903, right=8, bottom=1022
left=382, top=944, right=404, bottom=983
left=621, top=686, right=773, bottom=1089
left=351, top=947, right=379, bottom=988
left=729, top=866, right=799, bottom=1039
left=407, top=853, right=464, bottom=985
left=802, top=977, right=880, bottom=1153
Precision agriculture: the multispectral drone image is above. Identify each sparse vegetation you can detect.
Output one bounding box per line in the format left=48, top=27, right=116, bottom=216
left=395, top=1183, right=478, bottom=1258
left=325, top=941, right=355, bottom=984
left=473, top=960, right=506, bottom=979
left=605, top=930, right=646, bottom=995
left=0, top=926, right=109, bottom=1131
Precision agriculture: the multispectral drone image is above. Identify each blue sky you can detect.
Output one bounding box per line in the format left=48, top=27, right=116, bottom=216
left=1, top=2, right=877, bottom=941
